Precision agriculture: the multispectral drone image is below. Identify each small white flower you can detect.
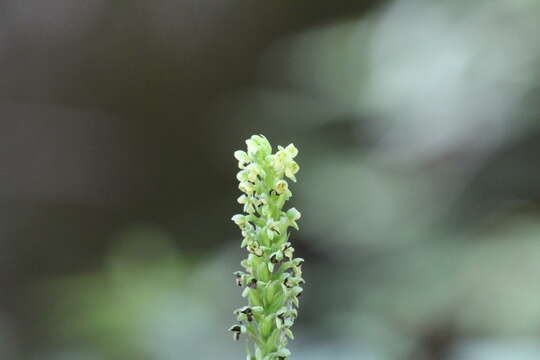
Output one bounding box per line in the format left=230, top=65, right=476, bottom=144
left=247, top=243, right=263, bottom=257
left=244, top=202, right=255, bottom=214
left=231, top=214, right=247, bottom=226
left=245, top=163, right=264, bottom=182
left=282, top=243, right=294, bottom=260
left=286, top=208, right=301, bottom=230
left=234, top=150, right=250, bottom=168
left=274, top=150, right=290, bottom=170
left=228, top=324, right=246, bottom=341
left=258, top=193, right=268, bottom=205
left=285, top=143, right=298, bottom=158
left=274, top=180, right=289, bottom=195
left=237, top=195, right=248, bottom=204
left=238, top=181, right=255, bottom=195
left=285, top=161, right=299, bottom=181
left=245, top=135, right=271, bottom=157
left=236, top=170, right=249, bottom=182
left=238, top=196, right=256, bottom=214
left=266, top=220, right=281, bottom=240
left=287, top=208, right=301, bottom=221
left=276, top=348, right=291, bottom=358
left=245, top=138, right=258, bottom=156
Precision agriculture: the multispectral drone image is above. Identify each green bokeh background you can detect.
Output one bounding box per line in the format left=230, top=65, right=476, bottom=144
left=3, top=0, right=540, bottom=359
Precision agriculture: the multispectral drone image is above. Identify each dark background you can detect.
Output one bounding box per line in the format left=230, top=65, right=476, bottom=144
left=3, top=1, right=540, bottom=359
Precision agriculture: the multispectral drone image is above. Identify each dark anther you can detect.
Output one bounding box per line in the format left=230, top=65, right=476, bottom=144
left=283, top=278, right=293, bottom=288
left=241, top=308, right=254, bottom=322
left=248, top=278, right=258, bottom=289
left=234, top=273, right=242, bottom=287
left=270, top=254, right=279, bottom=264
left=230, top=325, right=242, bottom=341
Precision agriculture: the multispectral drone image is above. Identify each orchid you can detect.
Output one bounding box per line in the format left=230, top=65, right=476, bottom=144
left=230, top=135, right=303, bottom=360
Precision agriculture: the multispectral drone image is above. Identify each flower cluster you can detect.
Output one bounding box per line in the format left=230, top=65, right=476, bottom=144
left=229, top=135, right=303, bottom=360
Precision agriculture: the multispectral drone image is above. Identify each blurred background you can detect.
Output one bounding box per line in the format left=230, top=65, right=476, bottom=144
left=2, top=0, right=540, bottom=359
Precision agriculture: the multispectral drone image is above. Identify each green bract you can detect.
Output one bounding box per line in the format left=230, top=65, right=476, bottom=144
left=230, top=135, right=303, bottom=360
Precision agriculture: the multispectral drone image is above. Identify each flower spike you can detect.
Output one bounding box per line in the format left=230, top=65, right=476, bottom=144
left=229, top=135, right=303, bottom=360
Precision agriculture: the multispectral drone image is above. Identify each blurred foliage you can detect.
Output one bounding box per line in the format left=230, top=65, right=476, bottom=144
left=4, top=0, right=540, bottom=359
left=40, top=226, right=242, bottom=360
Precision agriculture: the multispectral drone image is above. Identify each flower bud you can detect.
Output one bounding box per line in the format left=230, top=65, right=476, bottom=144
left=237, top=195, right=248, bottom=204
left=246, top=135, right=272, bottom=157
left=234, top=150, right=250, bottom=162
left=287, top=208, right=301, bottom=221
